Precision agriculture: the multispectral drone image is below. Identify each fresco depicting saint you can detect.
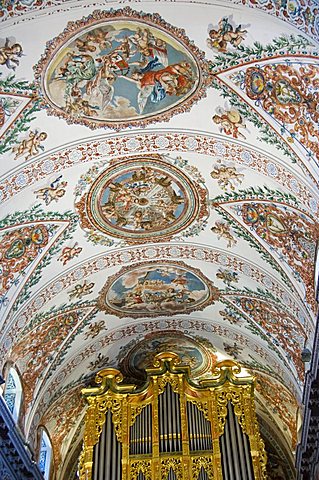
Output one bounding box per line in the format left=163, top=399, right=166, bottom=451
left=98, top=261, right=220, bottom=318
left=35, top=9, right=207, bottom=128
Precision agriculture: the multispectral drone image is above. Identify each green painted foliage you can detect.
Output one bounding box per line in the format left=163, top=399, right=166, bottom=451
left=211, top=78, right=297, bottom=163
left=0, top=73, right=40, bottom=155
left=2, top=206, right=79, bottom=312
left=211, top=34, right=314, bottom=72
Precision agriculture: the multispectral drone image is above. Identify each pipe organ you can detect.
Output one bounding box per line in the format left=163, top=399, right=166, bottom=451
left=79, top=352, right=267, bottom=480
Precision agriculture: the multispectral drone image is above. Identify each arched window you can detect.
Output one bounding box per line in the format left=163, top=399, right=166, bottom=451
left=3, top=367, right=22, bottom=423
left=38, top=429, right=52, bottom=480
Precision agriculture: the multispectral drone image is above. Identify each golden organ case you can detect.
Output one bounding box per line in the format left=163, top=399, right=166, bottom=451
left=78, top=352, right=267, bottom=480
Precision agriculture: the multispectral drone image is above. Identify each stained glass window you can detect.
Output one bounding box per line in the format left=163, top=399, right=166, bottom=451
left=38, top=430, right=52, bottom=480
left=3, top=369, right=22, bottom=422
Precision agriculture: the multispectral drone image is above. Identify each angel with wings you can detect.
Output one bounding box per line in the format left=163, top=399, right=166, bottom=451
left=34, top=176, right=67, bottom=206
left=123, top=61, right=194, bottom=113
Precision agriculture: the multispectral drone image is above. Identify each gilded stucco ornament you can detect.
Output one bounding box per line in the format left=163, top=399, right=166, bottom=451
left=34, top=7, right=212, bottom=130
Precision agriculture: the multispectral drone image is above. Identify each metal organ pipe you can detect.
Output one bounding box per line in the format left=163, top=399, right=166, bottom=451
left=159, top=390, right=164, bottom=452
left=187, top=402, right=212, bottom=453
left=188, top=402, right=194, bottom=451
left=197, top=404, right=200, bottom=451
left=141, top=408, right=144, bottom=455
left=175, top=388, right=181, bottom=452
left=112, top=411, right=118, bottom=480
left=219, top=402, right=256, bottom=480
left=225, top=412, right=235, bottom=480
left=130, top=404, right=152, bottom=456
left=228, top=404, right=241, bottom=480
left=234, top=406, right=249, bottom=478
left=172, top=389, right=177, bottom=452
left=91, top=410, right=122, bottom=480
left=117, top=431, right=121, bottom=480
left=159, top=384, right=182, bottom=454
left=243, top=432, right=254, bottom=480
left=199, top=407, right=205, bottom=451
left=166, top=384, right=171, bottom=452
left=147, top=404, right=152, bottom=454
left=92, top=394, right=258, bottom=480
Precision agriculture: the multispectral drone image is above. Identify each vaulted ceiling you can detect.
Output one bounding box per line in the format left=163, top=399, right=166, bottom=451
left=1, top=0, right=318, bottom=478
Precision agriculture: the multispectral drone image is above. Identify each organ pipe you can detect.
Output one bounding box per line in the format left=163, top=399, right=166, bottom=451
left=79, top=353, right=268, bottom=480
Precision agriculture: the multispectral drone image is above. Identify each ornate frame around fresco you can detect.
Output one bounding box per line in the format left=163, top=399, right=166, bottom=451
left=75, top=153, right=209, bottom=245
left=97, top=259, right=220, bottom=318
left=78, top=352, right=267, bottom=480
left=33, top=7, right=212, bottom=130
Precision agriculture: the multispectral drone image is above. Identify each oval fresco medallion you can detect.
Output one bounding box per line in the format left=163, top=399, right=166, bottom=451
left=97, top=260, right=220, bottom=318
left=118, top=331, right=217, bottom=381
left=34, top=7, right=210, bottom=129
left=75, top=154, right=209, bottom=244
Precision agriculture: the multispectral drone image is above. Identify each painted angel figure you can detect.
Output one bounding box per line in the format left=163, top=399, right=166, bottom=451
left=208, top=17, right=247, bottom=52
left=210, top=164, right=244, bottom=191
left=0, top=38, right=23, bottom=70
left=86, top=57, right=116, bottom=109
left=58, top=53, right=97, bottom=102
left=68, top=280, right=94, bottom=300
left=12, top=130, right=47, bottom=160
left=123, top=61, right=194, bottom=114
left=128, top=28, right=168, bottom=68
left=212, top=107, right=247, bottom=139
left=34, top=176, right=67, bottom=206
left=58, top=242, right=82, bottom=266
left=211, top=221, right=237, bottom=248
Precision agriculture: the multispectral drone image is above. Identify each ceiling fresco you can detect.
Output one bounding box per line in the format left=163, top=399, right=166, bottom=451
left=75, top=153, right=209, bottom=244
left=97, top=260, right=220, bottom=317
left=0, top=1, right=319, bottom=479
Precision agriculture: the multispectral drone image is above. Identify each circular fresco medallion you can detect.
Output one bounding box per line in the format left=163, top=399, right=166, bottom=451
left=119, top=331, right=216, bottom=381
left=34, top=8, right=210, bottom=129
left=76, top=155, right=208, bottom=243
left=97, top=260, right=220, bottom=318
